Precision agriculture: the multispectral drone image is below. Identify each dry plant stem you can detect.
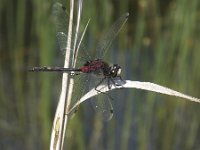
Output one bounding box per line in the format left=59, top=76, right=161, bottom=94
left=50, top=0, right=75, bottom=150
left=68, top=80, right=200, bottom=114
left=72, top=0, right=82, bottom=67
left=60, top=0, right=74, bottom=149
left=73, top=19, right=90, bottom=67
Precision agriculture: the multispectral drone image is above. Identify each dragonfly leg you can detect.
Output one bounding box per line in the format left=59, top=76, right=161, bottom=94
left=118, top=76, right=126, bottom=83
left=107, top=77, right=112, bottom=89
left=94, top=77, right=121, bottom=101
left=93, top=77, right=115, bottom=121
left=110, top=76, right=126, bottom=87
left=94, top=77, right=114, bottom=101
left=94, top=77, right=106, bottom=92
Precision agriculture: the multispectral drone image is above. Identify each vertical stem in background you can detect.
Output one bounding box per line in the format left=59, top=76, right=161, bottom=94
left=14, top=0, right=26, bottom=127
left=50, top=0, right=75, bottom=150
left=60, top=0, right=74, bottom=149
left=72, top=0, right=82, bottom=67
left=61, top=1, right=84, bottom=148
left=34, top=1, right=55, bottom=148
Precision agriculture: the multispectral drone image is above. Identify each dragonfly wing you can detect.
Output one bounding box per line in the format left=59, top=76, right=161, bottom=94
left=91, top=94, right=114, bottom=121
left=52, top=2, right=71, bottom=54
left=89, top=76, right=114, bottom=121
left=70, top=73, right=90, bottom=112
left=52, top=3, right=88, bottom=63
left=52, top=2, right=69, bottom=34
left=56, top=32, right=68, bottom=53
left=95, top=13, right=129, bottom=59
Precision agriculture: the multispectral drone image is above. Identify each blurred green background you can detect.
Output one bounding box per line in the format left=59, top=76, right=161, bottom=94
left=1, top=0, right=200, bottom=149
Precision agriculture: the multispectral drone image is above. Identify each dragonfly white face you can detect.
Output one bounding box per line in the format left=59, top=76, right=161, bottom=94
left=110, top=64, right=121, bottom=77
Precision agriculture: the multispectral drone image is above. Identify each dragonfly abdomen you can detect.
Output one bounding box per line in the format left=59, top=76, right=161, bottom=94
left=28, top=66, right=81, bottom=72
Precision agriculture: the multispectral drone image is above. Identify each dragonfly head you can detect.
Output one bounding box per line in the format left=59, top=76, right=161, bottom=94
left=110, top=64, right=121, bottom=77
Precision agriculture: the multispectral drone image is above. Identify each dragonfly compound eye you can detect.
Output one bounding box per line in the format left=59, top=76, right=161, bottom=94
left=110, top=64, right=121, bottom=77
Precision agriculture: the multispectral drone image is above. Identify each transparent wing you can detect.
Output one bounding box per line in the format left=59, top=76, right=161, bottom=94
left=92, top=97, right=114, bottom=121
left=56, top=32, right=68, bottom=52
left=56, top=32, right=90, bottom=67
left=52, top=2, right=70, bottom=53
left=90, top=13, right=129, bottom=120
left=52, top=3, right=90, bottom=64
left=92, top=93, right=114, bottom=121
left=89, top=76, right=114, bottom=121
left=52, top=2, right=69, bottom=34
left=71, top=74, right=90, bottom=105
left=96, top=13, right=129, bottom=59
left=90, top=76, right=127, bottom=121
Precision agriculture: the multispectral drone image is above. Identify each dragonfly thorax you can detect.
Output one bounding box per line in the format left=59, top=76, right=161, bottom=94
left=79, top=60, right=121, bottom=78
left=80, top=59, right=107, bottom=73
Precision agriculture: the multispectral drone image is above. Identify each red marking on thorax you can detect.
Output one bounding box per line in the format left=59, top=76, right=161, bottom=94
left=80, top=60, right=104, bottom=73
left=80, top=66, right=89, bottom=73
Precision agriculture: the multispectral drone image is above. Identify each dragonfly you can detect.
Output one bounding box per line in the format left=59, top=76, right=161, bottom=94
left=29, top=2, right=129, bottom=121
